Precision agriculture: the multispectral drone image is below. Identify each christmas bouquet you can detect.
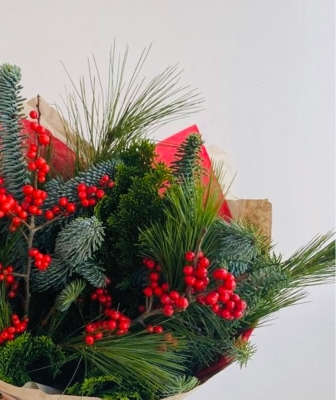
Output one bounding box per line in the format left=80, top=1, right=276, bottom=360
left=0, top=59, right=334, bottom=400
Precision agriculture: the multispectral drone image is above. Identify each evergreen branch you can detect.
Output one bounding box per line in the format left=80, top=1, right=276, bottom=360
left=55, top=279, right=86, bottom=312
left=54, top=217, right=105, bottom=266
left=57, top=45, right=204, bottom=170
left=63, top=332, right=187, bottom=393
left=0, top=64, right=30, bottom=200
left=43, top=159, right=119, bottom=208
left=281, top=232, right=335, bottom=287
left=171, top=133, right=204, bottom=179
left=74, top=260, right=106, bottom=288
left=139, top=173, right=223, bottom=289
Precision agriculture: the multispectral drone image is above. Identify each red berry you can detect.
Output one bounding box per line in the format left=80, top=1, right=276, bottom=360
left=184, top=275, right=196, bottom=286
left=183, top=265, right=194, bottom=275
left=66, top=203, right=76, bottom=213
left=197, top=251, right=204, bottom=259
left=146, top=325, right=154, bottom=333
left=58, top=197, right=68, bottom=207
left=45, top=210, right=54, bottom=220
left=221, top=309, right=233, bottom=320
left=195, top=267, right=207, bottom=278
left=29, top=110, right=38, bottom=119
left=176, top=297, right=189, bottom=309
left=211, top=303, right=221, bottom=313
left=145, top=259, right=156, bottom=269
left=77, top=183, right=87, bottom=192
left=160, top=293, right=172, bottom=305
left=225, top=301, right=235, bottom=312
left=161, top=283, right=169, bottom=292
left=39, top=135, right=50, bottom=145
left=96, top=189, right=105, bottom=199
left=185, top=251, right=195, bottom=262
left=163, top=305, right=174, bottom=317
left=235, top=300, right=247, bottom=312
left=169, top=291, right=180, bottom=301
left=85, top=335, right=95, bottom=346
left=198, top=257, right=210, bottom=268
left=29, top=144, right=38, bottom=152
left=205, top=292, right=219, bottom=306
left=81, top=199, right=89, bottom=207
left=94, top=332, right=103, bottom=340
left=30, top=121, right=39, bottom=131
left=143, top=287, right=153, bottom=297
left=224, top=280, right=236, bottom=291
left=230, top=294, right=241, bottom=302
left=232, top=310, right=244, bottom=319
left=107, top=320, right=117, bottom=330
left=219, top=291, right=231, bottom=303
left=119, top=320, right=131, bottom=331
left=37, top=125, right=46, bottom=135
left=28, top=162, right=37, bottom=171
left=153, top=325, right=163, bottom=333
left=85, top=324, right=96, bottom=333
left=193, top=279, right=205, bottom=292
left=153, top=287, right=163, bottom=296
left=213, top=268, right=228, bottom=280
left=78, top=191, right=87, bottom=200
left=149, top=272, right=160, bottom=281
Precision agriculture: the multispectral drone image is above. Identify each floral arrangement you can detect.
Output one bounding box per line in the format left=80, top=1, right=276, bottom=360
left=0, top=57, right=334, bottom=400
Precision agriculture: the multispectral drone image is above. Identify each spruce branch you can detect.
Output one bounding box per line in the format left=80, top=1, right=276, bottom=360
left=0, top=64, right=30, bottom=201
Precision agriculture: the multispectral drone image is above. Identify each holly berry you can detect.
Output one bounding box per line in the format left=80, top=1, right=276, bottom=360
left=29, top=110, right=38, bottom=119
left=185, top=251, right=195, bottom=262
left=85, top=335, right=95, bottom=346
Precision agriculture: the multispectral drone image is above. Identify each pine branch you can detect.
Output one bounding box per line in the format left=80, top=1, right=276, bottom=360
left=62, top=332, right=188, bottom=393
left=57, top=45, right=204, bottom=170
left=55, top=279, right=86, bottom=312
left=0, top=64, right=30, bottom=201
left=74, top=260, right=106, bottom=288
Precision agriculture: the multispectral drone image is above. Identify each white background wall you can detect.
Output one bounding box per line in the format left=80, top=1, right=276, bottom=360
left=0, top=1, right=334, bottom=399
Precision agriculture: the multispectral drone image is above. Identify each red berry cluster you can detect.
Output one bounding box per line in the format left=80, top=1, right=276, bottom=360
left=29, top=110, right=50, bottom=146
left=146, top=324, right=164, bottom=334
left=0, top=264, right=18, bottom=298
left=84, top=285, right=131, bottom=346
left=197, top=268, right=246, bottom=320
left=77, top=183, right=103, bottom=208
left=183, top=251, right=210, bottom=292
left=27, top=150, right=50, bottom=184
left=28, top=248, right=52, bottom=270
left=0, top=314, right=28, bottom=345
left=142, top=258, right=189, bottom=318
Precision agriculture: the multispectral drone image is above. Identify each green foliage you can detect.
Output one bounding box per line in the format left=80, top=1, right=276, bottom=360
left=0, top=64, right=30, bottom=201
left=171, top=133, right=203, bottom=179
left=203, top=219, right=271, bottom=276
left=0, top=333, right=66, bottom=386
left=58, top=45, right=203, bottom=171
left=63, top=331, right=187, bottom=394
left=55, top=279, right=86, bottom=312
left=67, top=372, right=156, bottom=400
left=33, top=217, right=106, bottom=291
left=95, top=140, right=171, bottom=314
left=157, top=375, right=199, bottom=398
left=0, top=282, right=11, bottom=331
left=139, top=173, right=223, bottom=289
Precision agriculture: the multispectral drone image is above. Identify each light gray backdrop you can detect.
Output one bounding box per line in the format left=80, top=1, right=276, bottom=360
left=0, top=1, right=334, bottom=399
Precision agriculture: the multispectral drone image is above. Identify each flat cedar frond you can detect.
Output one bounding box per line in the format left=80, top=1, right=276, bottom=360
left=281, top=232, right=335, bottom=287
left=139, top=173, right=223, bottom=289
left=57, top=45, right=203, bottom=171
left=56, top=279, right=86, bottom=312
left=63, top=332, right=187, bottom=392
